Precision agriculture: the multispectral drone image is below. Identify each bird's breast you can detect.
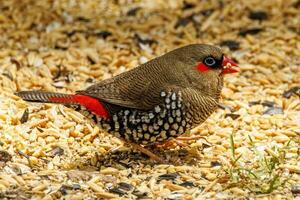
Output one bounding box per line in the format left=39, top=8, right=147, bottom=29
left=74, top=90, right=217, bottom=145
left=182, top=90, right=219, bottom=127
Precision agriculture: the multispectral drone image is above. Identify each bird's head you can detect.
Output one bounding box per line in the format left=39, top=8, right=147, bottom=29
left=195, top=46, right=239, bottom=75
left=168, top=44, right=239, bottom=76
left=165, top=44, right=239, bottom=98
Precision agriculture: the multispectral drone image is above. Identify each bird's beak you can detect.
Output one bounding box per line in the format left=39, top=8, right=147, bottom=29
left=221, top=56, right=239, bottom=75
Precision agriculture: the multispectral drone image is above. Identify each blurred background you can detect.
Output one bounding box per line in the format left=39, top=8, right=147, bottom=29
left=0, top=0, right=299, bottom=94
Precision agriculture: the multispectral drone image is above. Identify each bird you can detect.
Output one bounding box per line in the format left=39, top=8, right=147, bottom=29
left=15, top=44, right=239, bottom=163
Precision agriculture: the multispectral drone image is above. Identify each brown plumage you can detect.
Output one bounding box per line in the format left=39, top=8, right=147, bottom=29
left=15, top=44, right=239, bottom=162
left=79, top=44, right=225, bottom=110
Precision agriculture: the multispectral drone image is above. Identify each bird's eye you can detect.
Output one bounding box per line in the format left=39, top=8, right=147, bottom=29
left=204, top=56, right=216, bottom=67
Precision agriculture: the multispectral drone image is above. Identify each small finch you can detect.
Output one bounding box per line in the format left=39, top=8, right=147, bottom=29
left=16, top=44, right=239, bottom=163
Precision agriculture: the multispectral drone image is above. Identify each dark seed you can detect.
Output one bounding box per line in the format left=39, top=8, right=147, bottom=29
left=176, top=32, right=185, bottom=38
left=293, top=87, right=300, bottom=97
left=211, top=161, right=222, bottom=167
left=200, top=9, right=214, bottom=16
left=263, top=107, right=284, bottom=115
left=239, top=28, right=263, bottom=36
left=53, top=67, right=73, bottom=83
left=20, top=108, right=29, bottom=124
left=288, top=26, right=300, bottom=35
left=65, top=73, right=74, bottom=83
left=76, top=16, right=90, bottom=22
left=54, top=45, right=68, bottom=50
left=12, top=165, right=24, bottom=175
left=199, top=186, right=205, bottom=191
left=174, top=15, right=194, bottom=28
left=179, top=181, right=195, bottom=187
left=218, top=103, right=234, bottom=111
left=17, top=150, right=29, bottom=159
left=249, top=100, right=261, bottom=106
left=127, top=7, right=141, bottom=16
left=109, top=187, right=126, bottom=196
left=118, top=182, right=134, bottom=191
left=66, top=30, right=77, bottom=37
left=283, top=86, right=300, bottom=98
left=202, top=142, right=211, bottom=148
left=132, top=189, right=148, bottom=198
left=59, top=185, right=68, bottom=195
left=291, top=185, right=300, bottom=194
left=224, top=113, right=240, bottom=120
left=87, top=55, right=96, bottom=64
left=249, top=11, right=268, bottom=21
left=51, top=147, right=64, bottom=156
left=72, top=184, right=81, bottom=190
left=2, top=70, right=14, bottom=81
left=183, top=1, right=195, bottom=10
left=10, top=57, right=22, bottom=69
left=94, top=31, right=112, bottom=39
left=220, top=40, right=240, bottom=51
left=262, top=100, right=276, bottom=107
left=283, top=88, right=294, bottom=99
left=0, top=150, right=12, bottom=163
left=178, top=149, right=188, bottom=156
left=134, top=33, right=157, bottom=45
left=40, top=158, right=49, bottom=163
left=158, top=173, right=178, bottom=181
left=85, top=78, right=95, bottom=83
left=37, top=127, right=44, bottom=132
left=52, top=66, right=61, bottom=80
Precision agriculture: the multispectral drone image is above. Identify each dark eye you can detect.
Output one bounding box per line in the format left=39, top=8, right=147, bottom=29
left=204, top=56, right=216, bottom=67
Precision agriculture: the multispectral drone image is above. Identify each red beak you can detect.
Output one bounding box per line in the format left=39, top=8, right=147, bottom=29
left=221, top=56, right=240, bottom=75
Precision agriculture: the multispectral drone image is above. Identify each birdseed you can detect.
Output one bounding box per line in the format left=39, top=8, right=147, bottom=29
left=0, top=0, right=299, bottom=199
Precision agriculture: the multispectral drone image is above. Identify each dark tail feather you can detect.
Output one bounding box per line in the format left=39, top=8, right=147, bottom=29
left=15, top=91, right=110, bottom=118
left=15, top=91, right=77, bottom=104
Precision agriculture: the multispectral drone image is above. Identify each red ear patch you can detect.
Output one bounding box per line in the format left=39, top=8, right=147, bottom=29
left=196, top=63, right=210, bottom=72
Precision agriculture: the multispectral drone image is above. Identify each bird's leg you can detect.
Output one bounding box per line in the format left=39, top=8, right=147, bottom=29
left=157, top=136, right=209, bottom=149
left=156, top=139, right=188, bottom=149
left=128, top=142, right=167, bottom=164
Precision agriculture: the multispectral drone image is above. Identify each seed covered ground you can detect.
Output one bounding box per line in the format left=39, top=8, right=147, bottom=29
left=0, top=0, right=299, bottom=199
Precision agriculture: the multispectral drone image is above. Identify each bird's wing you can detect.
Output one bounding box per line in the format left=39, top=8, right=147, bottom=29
left=77, top=65, right=173, bottom=110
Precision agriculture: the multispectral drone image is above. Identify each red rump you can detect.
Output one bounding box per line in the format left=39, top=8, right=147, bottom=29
left=50, top=95, right=109, bottom=119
